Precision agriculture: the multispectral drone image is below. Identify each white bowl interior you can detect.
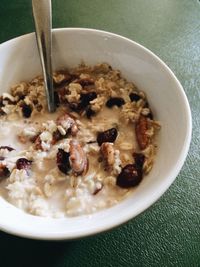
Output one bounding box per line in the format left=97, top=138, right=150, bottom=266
left=0, top=28, right=191, bottom=240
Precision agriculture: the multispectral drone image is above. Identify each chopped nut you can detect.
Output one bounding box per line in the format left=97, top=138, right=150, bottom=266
left=135, top=115, right=149, bottom=150
left=69, top=140, right=88, bottom=175
left=100, top=142, right=115, bottom=170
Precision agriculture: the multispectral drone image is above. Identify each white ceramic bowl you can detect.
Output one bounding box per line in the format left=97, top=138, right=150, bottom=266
left=0, top=28, right=192, bottom=240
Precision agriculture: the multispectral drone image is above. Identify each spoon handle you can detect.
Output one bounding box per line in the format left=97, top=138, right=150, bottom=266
left=32, top=0, right=55, bottom=112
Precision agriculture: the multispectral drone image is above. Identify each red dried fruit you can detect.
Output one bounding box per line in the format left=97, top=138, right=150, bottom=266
left=34, top=136, right=42, bottom=150
left=16, top=158, right=32, bottom=170
left=69, top=92, right=97, bottom=113
left=21, top=103, right=32, bottom=118
left=68, top=102, right=82, bottom=112
left=76, top=77, right=94, bottom=87
left=56, top=149, right=71, bottom=174
left=0, top=146, right=15, bottom=151
left=106, top=97, right=125, bottom=108
left=0, top=157, right=5, bottom=161
left=80, top=92, right=97, bottom=107
left=52, top=130, right=63, bottom=145
left=133, top=153, right=145, bottom=168
left=116, top=164, right=143, bottom=188
left=53, top=72, right=77, bottom=88
left=129, top=93, right=141, bottom=102
left=0, top=164, right=10, bottom=180
left=97, top=128, right=118, bottom=146
left=56, top=87, right=68, bottom=103
left=86, top=106, right=96, bottom=119
left=135, top=115, right=149, bottom=150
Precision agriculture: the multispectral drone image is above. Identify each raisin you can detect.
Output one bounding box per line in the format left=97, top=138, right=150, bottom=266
left=0, top=164, right=10, bottom=180
left=32, top=99, right=38, bottom=105
left=53, top=72, right=77, bottom=88
left=16, top=158, right=32, bottom=170
left=0, top=146, right=15, bottom=151
left=34, top=136, right=42, bottom=150
left=30, top=133, right=40, bottom=143
left=116, top=164, right=143, bottom=188
left=97, top=128, right=118, bottom=146
left=68, top=102, right=83, bottom=112
left=129, top=93, right=141, bottom=102
left=0, top=157, right=5, bottom=161
left=80, top=92, right=97, bottom=107
left=86, top=106, right=96, bottom=118
left=52, top=130, right=63, bottom=145
left=21, top=103, right=32, bottom=118
left=106, top=97, right=125, bottom=108
left=56, top=149, right=71, bottom=174
left=69, top=92, right=97, bottom=114
left=76, top=78, right=94, bottom=87
left=133, top=153, right=145, bottom=168
left=56, top=87, right=68, bottom=103
left=18, top=94, right=26, bottom=101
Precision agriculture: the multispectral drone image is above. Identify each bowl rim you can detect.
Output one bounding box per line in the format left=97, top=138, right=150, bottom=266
left=0, top=27, right=192, bottom=240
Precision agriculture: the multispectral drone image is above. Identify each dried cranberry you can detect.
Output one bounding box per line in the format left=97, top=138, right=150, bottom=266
left=133, top=153, right=145, bottom=168
left=21, top=104, right=32, bottom=118
left=80, top=92, right=97, bottom=107
left=56, top=149, right=71, bottom=174
left=0, top=157, right=5, bottom=161
left=0, top=146, right=14, bottom=151
left=97, top=128, right=118, bottom=146
left=106, top=97, right=125, bottom=108
left=76, top=78, right=94, bottom=87
left=116, top=164, right=143, bottom=188
left=30, top=133, right=40, bottom=143
left=129, top=93, right=141, bottom=102
left=32, top=99, right=38, bottom=105
left=52, top=130, right=64, bottom=145
left=68, top=102, right=83, bottom=112
left=18, top=94, right=26, bottom=101
left=16, top=158, right=32, bottom=170
left=69, top=92, right=97, bottom=114
left=0, top=164, right=10, bottom=179
left=86, top=106, right=96, bottom=119
left=34, top=136, right=42, bottom=150
left=53, top=72, right=77, bottom=88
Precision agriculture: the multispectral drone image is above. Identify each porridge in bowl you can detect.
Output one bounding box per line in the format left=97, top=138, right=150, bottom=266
left=0, top=63, right=160, bottom=218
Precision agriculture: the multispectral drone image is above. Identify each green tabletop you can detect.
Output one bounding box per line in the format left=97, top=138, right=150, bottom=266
left=0, top=1, right=200, bottom=266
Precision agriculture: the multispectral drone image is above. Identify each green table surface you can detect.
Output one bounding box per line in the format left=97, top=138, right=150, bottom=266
left=0, top=1, right=199, bottom=266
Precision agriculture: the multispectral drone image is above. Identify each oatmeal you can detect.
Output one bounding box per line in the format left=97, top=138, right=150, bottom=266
left=0, top=63, right=160, bottom=217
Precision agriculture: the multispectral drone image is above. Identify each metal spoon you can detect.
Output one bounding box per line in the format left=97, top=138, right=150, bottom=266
left=32, top=0, right=55, bottom=112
